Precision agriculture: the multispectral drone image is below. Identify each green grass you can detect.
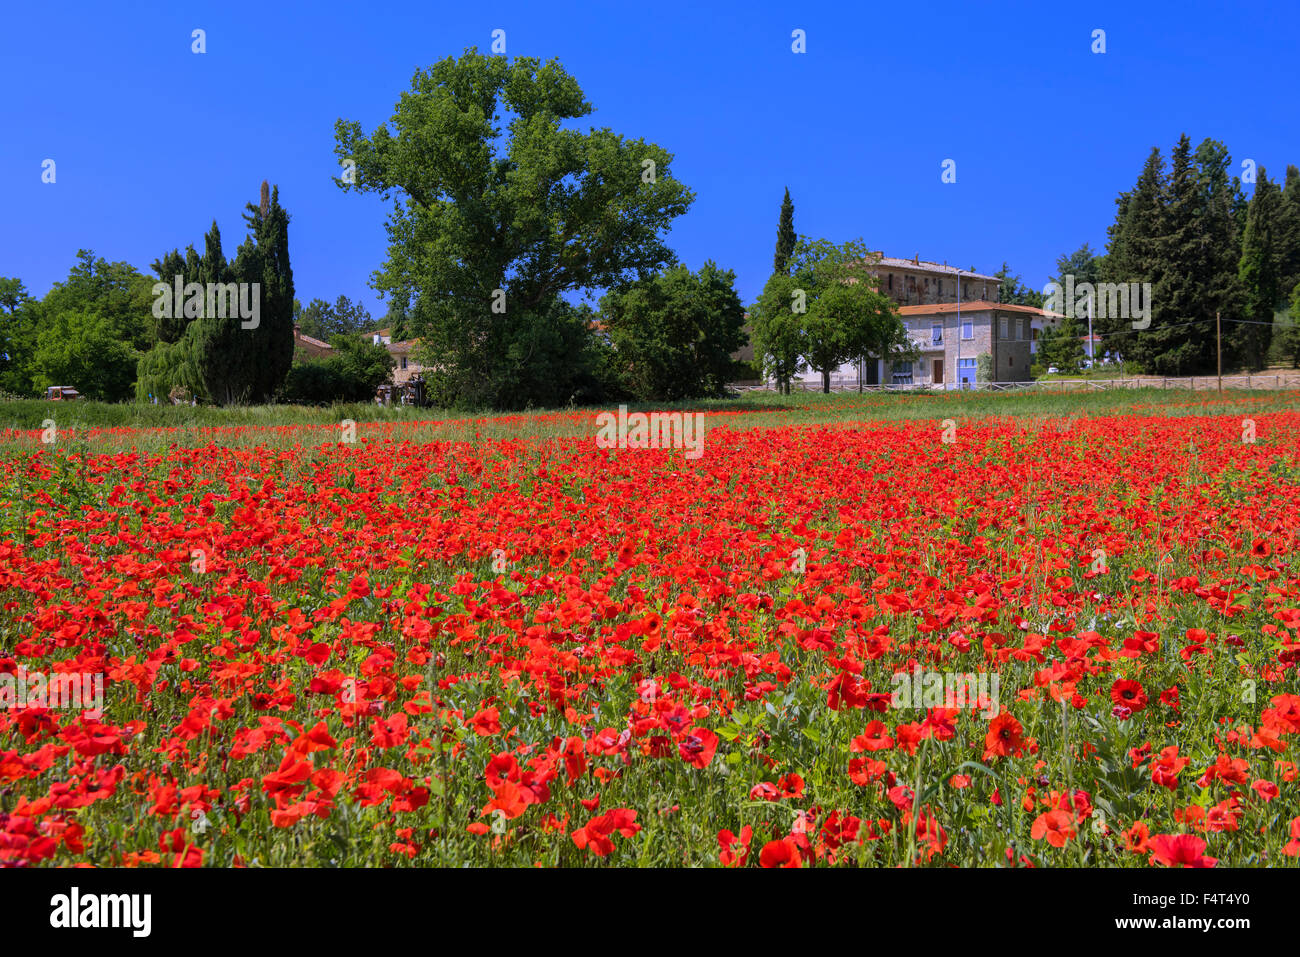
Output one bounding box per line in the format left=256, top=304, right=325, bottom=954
left=2, top=387, right=1300, bottom=453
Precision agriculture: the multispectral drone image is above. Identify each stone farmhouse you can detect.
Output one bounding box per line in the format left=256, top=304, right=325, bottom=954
left=371, top=329, right=427, bottom=386
left=778, top=253, right=1062, bottom=388
left=291, top=326, right=428, bottom=386
left=292, top=326, right=333, bottom=360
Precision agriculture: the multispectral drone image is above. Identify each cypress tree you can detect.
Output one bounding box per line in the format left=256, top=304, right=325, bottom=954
left=139, top=182, right=294, bottom=404
left=1237, top=169, right=1281, bottom=370
left=773, top=188, right=796, bottom=275
left=238, top=182, right=295, bottom=401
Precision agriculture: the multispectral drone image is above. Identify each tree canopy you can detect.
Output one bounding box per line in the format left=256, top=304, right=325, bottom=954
left=599, top=262, right=746, bottom=400
left=334, top=48, right=695, bottom=409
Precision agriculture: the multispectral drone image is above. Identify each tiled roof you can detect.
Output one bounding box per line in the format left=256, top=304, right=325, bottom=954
left=296, top=332, right=332, bottom=350
left=858, top=256, right=1002, bottom=282
left=898, top=300, right=1064, bottom=318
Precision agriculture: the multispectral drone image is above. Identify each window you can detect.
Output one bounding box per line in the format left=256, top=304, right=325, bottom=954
left=891, top=361, right=913, bottom=384
left=962, top=321, right=973, bottom=340
left=1000, top=317, right=1009, bottom=340
left=958, top=357, right=976, bottom=386
left=401, top=357, right=408, bottom=370
left=931, top=322, right=942, bottom=345
left=888, top=274, right=894, bottom=291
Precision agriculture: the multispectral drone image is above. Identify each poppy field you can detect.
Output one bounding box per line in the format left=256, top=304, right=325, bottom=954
left=2, top=394, right=1300, bottom=868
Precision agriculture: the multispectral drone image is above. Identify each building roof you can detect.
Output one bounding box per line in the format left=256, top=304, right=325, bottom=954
left=858, top=255, right=1002, bottom=282
left=295, top=332, right=332, bottom=350
left=898, top=300, right=1064, bottom=318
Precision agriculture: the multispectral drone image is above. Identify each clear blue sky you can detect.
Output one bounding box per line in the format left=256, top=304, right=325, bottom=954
left=3, top=0, right=1297, bottom=318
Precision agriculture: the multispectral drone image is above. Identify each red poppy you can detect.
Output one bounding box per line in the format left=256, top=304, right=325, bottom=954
left=718, top=825, right=752, bottom=867
left=677, top=728, right=719, bottom=769
left=759, top=838, right=802, bottom=868
left=983, top=713, right=1025, bottom=761
left=1031, top=810, right=1076, bottom=848
left=1110, top=679, right=1148, bottom=713
left=1150, top=834, right=1217, bottom=868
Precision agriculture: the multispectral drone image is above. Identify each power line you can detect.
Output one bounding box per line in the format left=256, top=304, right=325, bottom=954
left=1069, top=315, right=1290, bottom=340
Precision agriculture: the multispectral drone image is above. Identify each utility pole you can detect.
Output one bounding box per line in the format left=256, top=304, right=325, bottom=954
left=956, top=273, right=961, bottom=390
left=1087, top=290, right=1094, bottom=372
left=1216, top=311, right=1222, bottom=394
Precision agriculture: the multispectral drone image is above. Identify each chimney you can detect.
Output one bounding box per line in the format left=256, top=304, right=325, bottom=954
left=914, top=253, right=919, bottom=264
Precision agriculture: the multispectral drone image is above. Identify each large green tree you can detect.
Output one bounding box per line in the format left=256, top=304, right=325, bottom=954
left=1192, top=138, right=1247, bottom=369
left=1237, top=168, right=1282, bottom=371
left=748, top=272, right=807, bottom=395
left=1152, top=135, right=1218, bottom=374
left=333, top=49, right=694, bottom=409
left=1100, top=148, right=1167, bottom=369
left=599, top=261, right=746, bottom=400
left=28, top=251, right=154, bottom=400
left=32, top=309, right=140, bottom=401
left=1037, top=315, right=1087, bottom=374
left=1276, top=166, right=1300, bottom=297
left=279, top=333, right=394, bottom=404
left=0, top=278, right=38, bottom=396
left=754, top=238, right=911, bottom=394
left=295, top=295, right=373, bottom=341
left=1279, top=282, right=1300, bottom=368
left=1049, top=243, right=1102, bottom=291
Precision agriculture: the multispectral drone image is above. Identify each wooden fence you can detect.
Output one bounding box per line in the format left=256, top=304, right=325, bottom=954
left=731, top=373, right=1300, bottom=394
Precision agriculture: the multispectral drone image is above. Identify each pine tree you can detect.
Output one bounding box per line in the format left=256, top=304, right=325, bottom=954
left=773, top=188, right=796, bottom=276
left=1038, top=315, right=1086, bottom=373
left=1237, top=169, right=1281, bottom=371
left=993, top=261, right=1045, bottom=307
left=1101, top=147, right=1166, bottom=369
left=1193, top=138, right=1246, bottom=371
left=1144, top=136, right=1201, bottom=374
left=1051, top=243, right=1101, bottom=289
left=1275, top=165, right=1300, bottom=298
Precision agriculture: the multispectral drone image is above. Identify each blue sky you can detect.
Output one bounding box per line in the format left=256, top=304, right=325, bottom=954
left=3, top=0, right=1297, bottom=318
